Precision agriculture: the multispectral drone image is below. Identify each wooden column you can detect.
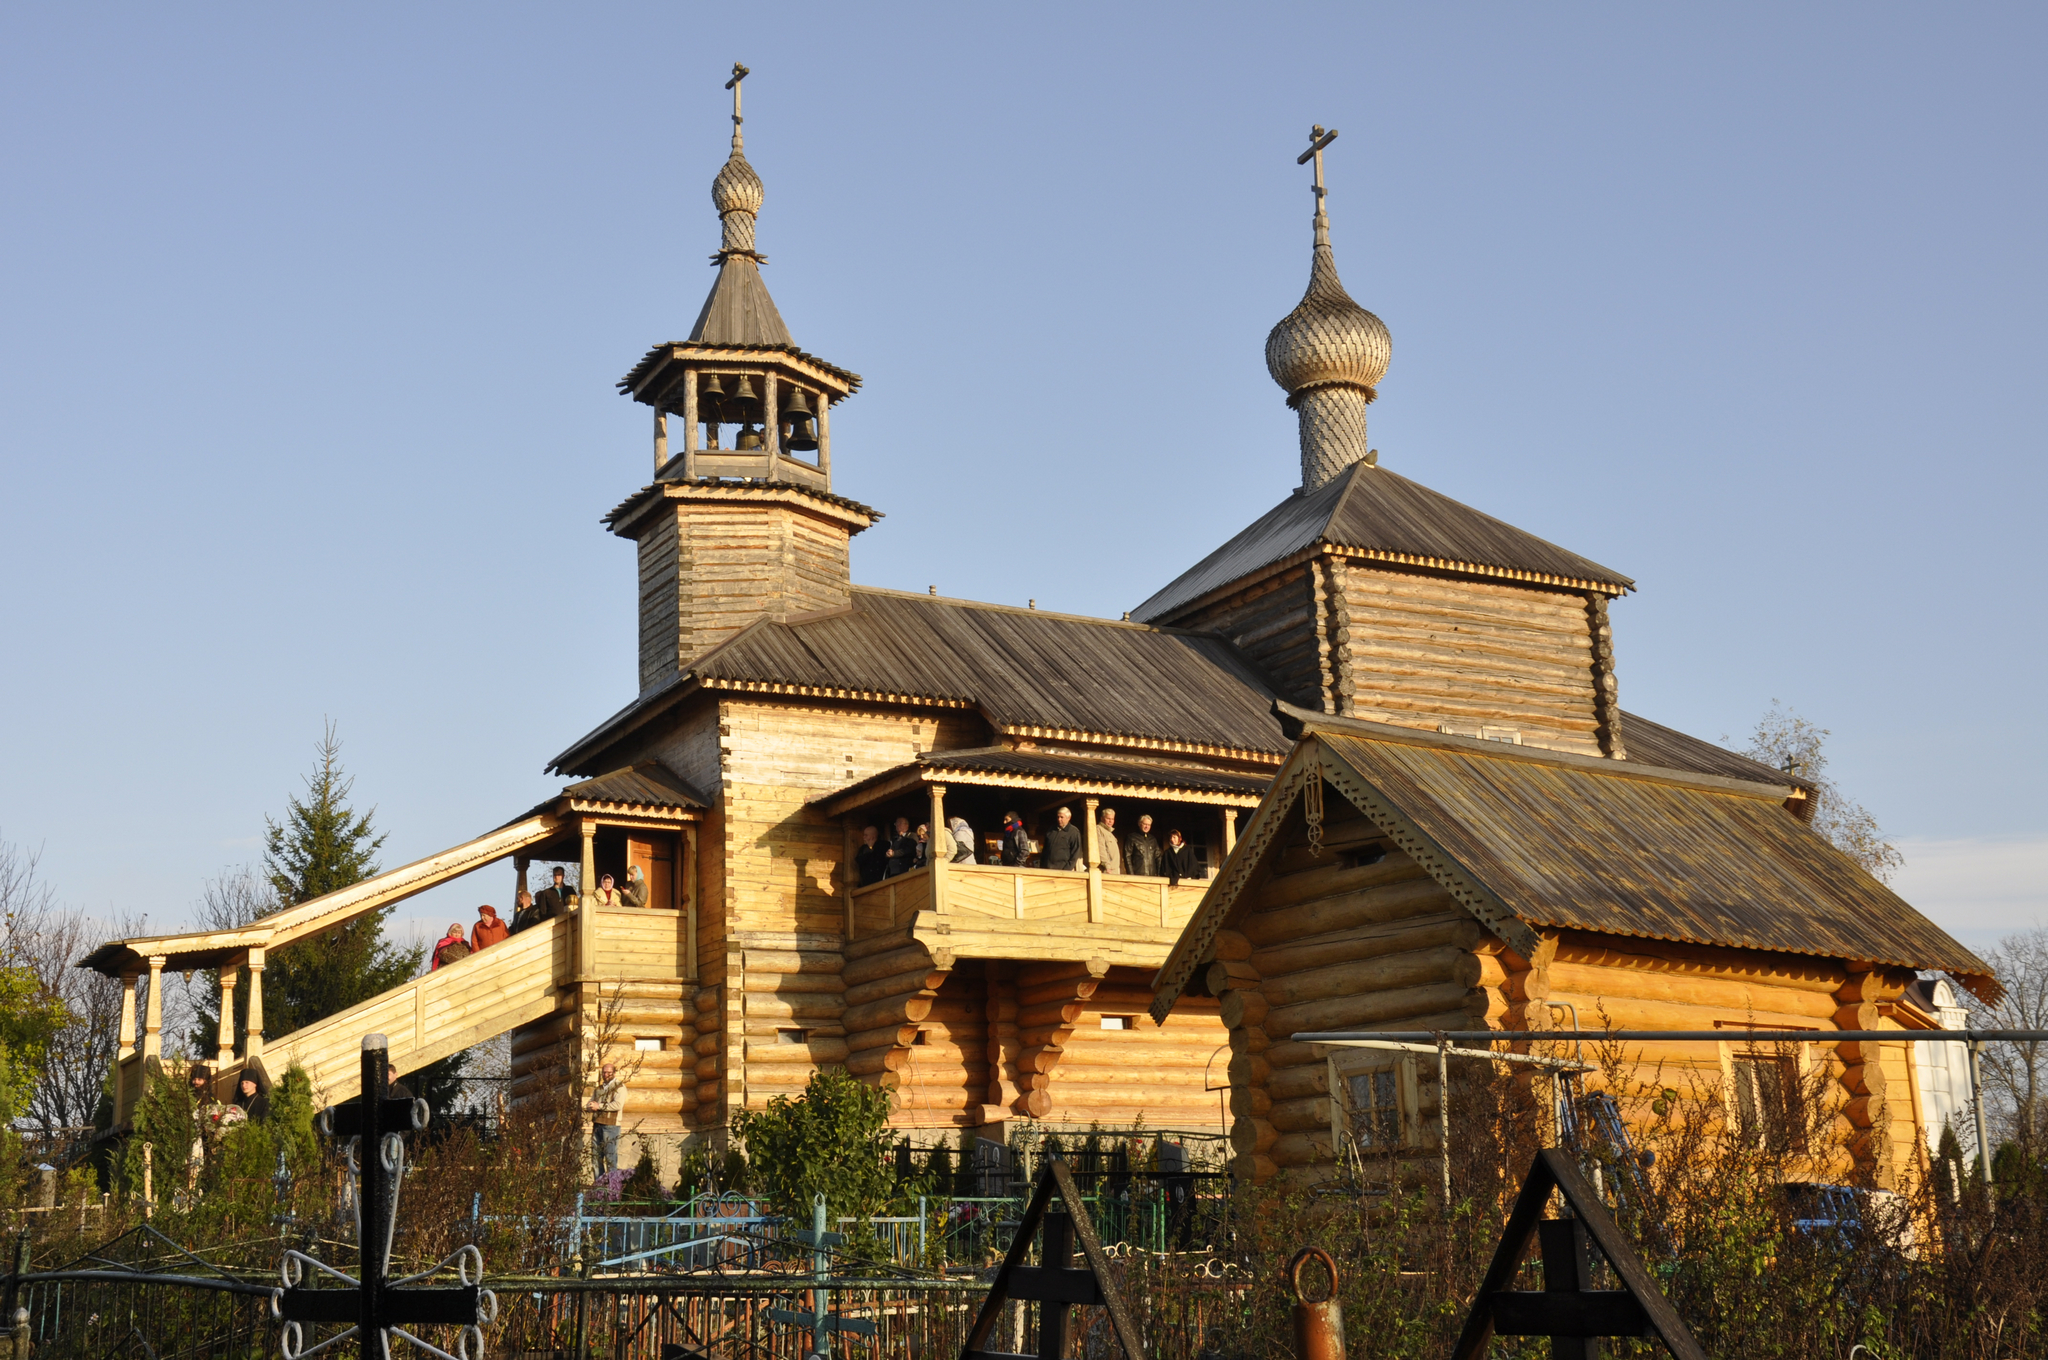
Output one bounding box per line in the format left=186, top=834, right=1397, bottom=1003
left=142, top=956, right=166, bottom=1061
left=930, top=784, right=950, bottom=914
left=117, top=971, right=139, bottom=1063
left=515, top=856, right=530, bottom=908
left=682, top=824, right=699, bottom=981
left=653, top=408, right=668, bottom=475
left=215, top=966, right=238, bottom=1068
left=244, top=946, right=266, bottom=1059
left=842, top=818, right=857, bottom=939
left=762, top=371, right=780, bottom=477
left=817, top=396, right=831, bottom=481
left=1220, top=807, right=1238, bottom=876
left=1084, top=796, right=1103, bottom=924
left=579, top=820, right=598, bottom=980
left=682, top=369, right=700, bottom=468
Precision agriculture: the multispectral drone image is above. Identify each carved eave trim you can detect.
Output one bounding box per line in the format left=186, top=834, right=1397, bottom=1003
left=992, top=724, right=1287, bottom=766
left=700, top=677, right=976, bottom=710
left=606, top=479, right=881, bottom=539
left=623, top=342, right=861, bottom=403
left=560, top=799, right=703, bottom=823
left=1321, top=544, right=1632, bottom=597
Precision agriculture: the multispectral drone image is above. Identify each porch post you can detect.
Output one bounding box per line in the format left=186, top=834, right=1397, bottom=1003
left=842, top=818, right=856, bottom=939
left=515, top=855, right=530, bottom=908
left=653, top=408, right=668, bottom=475
left=1220, top=807, right=1238, bottom=875
left=215, top=965, right=238, bottom=1068
left=142, top=956, right=167, bottom=1061
left=817, top=395, right=831, bottom=479
left=579, top=820, right=598, bottom=979
left=244, top=946, right=266, bottom=1059
left=682, top=824, right=699, bottom=981
left=930, top=785, right=950, bottom=915
left=1084, top=796, right=1103, bottom=924
left=118, top=970, right=138, bottom=1062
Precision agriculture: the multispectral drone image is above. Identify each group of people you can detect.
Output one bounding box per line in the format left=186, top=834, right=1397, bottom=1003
left=429, top=862, right=660, bottom=970
left=853, top=807, right=1201, bottom=886
left=183, top=1063, right=272, bottom=1186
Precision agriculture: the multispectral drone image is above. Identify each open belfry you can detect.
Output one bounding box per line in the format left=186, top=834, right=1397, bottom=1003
left=82, top=79, right=1993, bottom=1185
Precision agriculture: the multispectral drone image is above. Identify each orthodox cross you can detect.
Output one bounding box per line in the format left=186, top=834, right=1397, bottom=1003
left=725, top=62, right=750, bottom=149
left=1297, top=125, right=1339, bottom=219
left=273, top=1035, right=494, bottom=1360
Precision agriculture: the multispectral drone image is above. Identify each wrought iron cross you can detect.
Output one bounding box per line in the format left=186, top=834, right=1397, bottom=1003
left=273, top=1034, right=495, bottom=1360
left=1297, top=124, right=1340, bottom=216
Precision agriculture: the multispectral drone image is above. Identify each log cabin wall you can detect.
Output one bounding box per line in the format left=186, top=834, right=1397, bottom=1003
left=1203, top=792, right=1928, bottom=1188
left=1334, top=563, right=1605, bottom=757
left=1053, top=966, right=1228, bottom=1134
left=707, top=698, right=986, bottom=1126
left=1166, top=566, right=1324, bottom=709
left=633, top=498, right=856, bottom=693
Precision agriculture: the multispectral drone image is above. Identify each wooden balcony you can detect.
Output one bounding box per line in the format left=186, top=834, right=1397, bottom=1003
left=849, top=861, right=1212, bottom=969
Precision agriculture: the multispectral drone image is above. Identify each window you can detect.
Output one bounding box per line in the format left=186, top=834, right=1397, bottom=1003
left=777, top=1028, right=808, bottom=1045
left=1347, top=1071, right=1401, bottom=1147
left=634, top=1037, right=664, bottom=1052
left=911, top=1029, right=929, bottom=1046
left=1732, top=1056, right=1800, bottom=1153
left=1100, top=1016, right=1135, bottom=1031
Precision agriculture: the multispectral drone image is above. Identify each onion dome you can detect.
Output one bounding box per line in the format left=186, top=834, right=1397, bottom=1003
left=711, top=71, right=765, bottom=261
left=1265, top=225, right=1391, bottom=402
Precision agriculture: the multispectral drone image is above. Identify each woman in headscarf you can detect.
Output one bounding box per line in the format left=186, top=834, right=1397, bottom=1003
left=472, top=904, right=510, bottom=949
left=947, top=816, right=977, bottom=864
left=431, top=922, right=471, bottom=970
left=233, top=1067, right=271, bottom=1122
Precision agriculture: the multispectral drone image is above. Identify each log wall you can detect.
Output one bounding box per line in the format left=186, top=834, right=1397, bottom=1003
left=634, top=499, right=856, bottom=692
left=1168, top=567, right=1324, bottom=710
left=1337, top=564, right=1604, bottom=757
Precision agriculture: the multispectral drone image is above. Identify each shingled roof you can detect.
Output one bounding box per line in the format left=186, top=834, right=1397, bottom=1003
left=548, top=588, right=1291, bottom=775
left=1132, top=460, right=1635, bottom=623
left=1152, top=708, right=1996, bottom=1019
left=689, top=256, right=792, bottom=348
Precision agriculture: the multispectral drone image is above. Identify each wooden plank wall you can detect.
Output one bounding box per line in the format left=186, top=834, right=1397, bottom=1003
left=1337, top=564, right=1603, bottom=757
left=1169, top=567, right=1323, bottom=709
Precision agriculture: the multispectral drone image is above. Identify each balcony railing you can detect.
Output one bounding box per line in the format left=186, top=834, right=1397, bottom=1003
left=849, top=860, right=1209, bottom=941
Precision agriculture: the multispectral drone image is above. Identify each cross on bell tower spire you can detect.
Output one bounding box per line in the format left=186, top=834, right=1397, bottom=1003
left=725, top=61, right=748, bottom=154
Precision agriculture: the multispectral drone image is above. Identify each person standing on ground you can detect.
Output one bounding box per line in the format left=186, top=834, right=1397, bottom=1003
left=587, top=1062, right=625, bottom=1176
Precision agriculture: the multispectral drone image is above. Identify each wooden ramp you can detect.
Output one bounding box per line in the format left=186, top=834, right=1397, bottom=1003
left=258, top=913, right=575, bottom=1108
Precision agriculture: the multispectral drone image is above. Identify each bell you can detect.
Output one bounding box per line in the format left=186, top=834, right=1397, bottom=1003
left=780, top=387, right=814, bottom=419
left=727, top=375, right=760, bottom=422
left=734, top=424, right=763, bottom=451
left=786, top=415, right=819, bottom=452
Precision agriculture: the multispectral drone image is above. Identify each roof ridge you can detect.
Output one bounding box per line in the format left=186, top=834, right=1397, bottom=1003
left=849, top=585, right=1225, bottom=637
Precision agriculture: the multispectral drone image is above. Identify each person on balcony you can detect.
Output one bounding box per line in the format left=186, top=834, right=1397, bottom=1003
left=855, top=824, right=887, bottom=886
left=947, top=816, right=977, bottom=864
left=1164, top=829, right=1200, bottom=885
left=1042, top=807, right=1084, bottom=872
left=431, top=923, right=471, bottom=970
left=533, top=866, right=575, bottom=921
left=473, top=904, right=510, bottom=949
left=1125, top=814, right=1165, bottom=877
left=621, top=864, right=650, bottom=908
left=510, top=889, right=539, bottom=933
left=586, top=873, right=626, bottom=907
left=913, top=823, right=932, bottom=870
left=999, top=812, right=1033, bottom=867
left=884, top=817, right=917, bottom=878
left=1096, top=808, right=1123, bottom=875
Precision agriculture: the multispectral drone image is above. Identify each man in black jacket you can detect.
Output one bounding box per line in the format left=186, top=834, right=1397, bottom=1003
left=854, top=825, right=888, bottom=886
left=1124, top=814, right=1165, bottom=877
left=532, top=866, right=575, bottom=922
left=884, top=817, right=917, bottom=878
left=1041, top=806, right=1085, bottom=872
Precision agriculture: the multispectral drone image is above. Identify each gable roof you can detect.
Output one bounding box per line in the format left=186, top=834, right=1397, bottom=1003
left=548, top=588, right=1291, bottom=775
left=1131, top=461, right=1635, bottom=623
left=1151, top=707, right=1995, bottom=1019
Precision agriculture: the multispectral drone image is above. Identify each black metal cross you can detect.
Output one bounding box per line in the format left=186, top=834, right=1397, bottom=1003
left=274, top=1034, right=488, bottom=1358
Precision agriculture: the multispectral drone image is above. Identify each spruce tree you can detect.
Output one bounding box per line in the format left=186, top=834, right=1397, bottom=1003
left=259, top=723, right=418, bottom=1034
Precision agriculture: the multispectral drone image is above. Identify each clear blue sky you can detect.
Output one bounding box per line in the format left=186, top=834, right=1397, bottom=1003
left=3, top=5, right=2042, bottom=953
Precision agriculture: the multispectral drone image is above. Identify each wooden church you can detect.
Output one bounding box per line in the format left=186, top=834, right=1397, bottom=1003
left=81, top=81, right=1993, bottom=1188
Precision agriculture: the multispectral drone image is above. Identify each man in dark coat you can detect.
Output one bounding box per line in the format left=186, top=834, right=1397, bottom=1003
left=532, top=866, right=575, bottom=922
left=854, top=825, right=888, bottom=886
left=1124, top=814, right=1164, bottom=877
left=1164, top=829, right=1200, bottom=885
left=884, top=817, right=917, bottom=878
left=1041, top=806, right=1085, bottom=872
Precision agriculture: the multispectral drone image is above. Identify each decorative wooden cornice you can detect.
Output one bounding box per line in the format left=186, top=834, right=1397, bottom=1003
left=700, top=677, right=976, bottom=709
left=605, top=477, right=881, bottom=539
left=992, top=724, right=1287, bottom=765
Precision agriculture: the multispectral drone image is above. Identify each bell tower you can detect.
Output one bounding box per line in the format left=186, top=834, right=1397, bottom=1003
left=609, top=64, right=879, bottom=693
